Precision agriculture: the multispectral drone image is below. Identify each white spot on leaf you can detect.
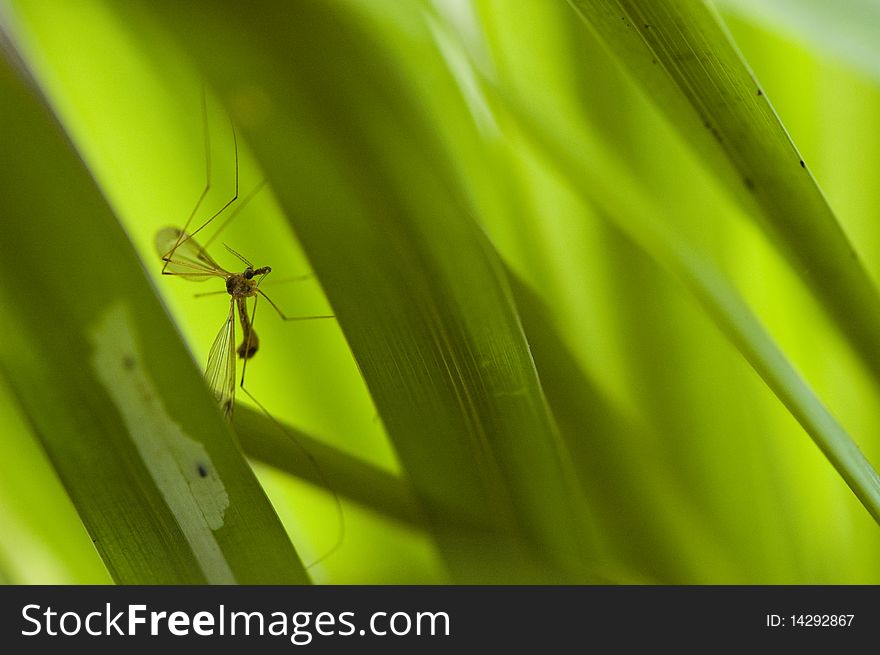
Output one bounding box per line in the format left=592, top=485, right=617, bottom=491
left=89, top=303, right=234, bottom=584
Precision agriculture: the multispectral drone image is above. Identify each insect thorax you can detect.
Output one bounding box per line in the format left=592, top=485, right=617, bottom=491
left=226, top=274, right=258, bottom=297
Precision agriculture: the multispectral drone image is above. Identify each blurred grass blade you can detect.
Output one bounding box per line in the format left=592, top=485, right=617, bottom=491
left=135, top=0, right=597, bottom=582
left=0, top=32, right=308, bottom=584
left=489, top=77, right=880, bottom=525
left=716, top=0, right=880, bottom=83
left=0, top=373, right=110, bottom=583
left=234, top=406, right=423, bottom=528
left=510, top=274, right=739, bottom=582
left=567, top=0, right=880, bottom=387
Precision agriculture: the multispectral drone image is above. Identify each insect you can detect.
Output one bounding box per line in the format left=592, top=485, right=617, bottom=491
left=156, top=227, right=333, bottom=420
left=155, top=226, right=272, bottom=419
left=154, top=94, right=343, bottom=568
left=153, top=99, right=329, bottom=421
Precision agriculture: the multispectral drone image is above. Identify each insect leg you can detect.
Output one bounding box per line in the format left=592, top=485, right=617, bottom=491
left=256, top=288, right=335, bottom=322
left=237, top=293, right=345, bottom=568
left=163, top=90, right=241, bottom=271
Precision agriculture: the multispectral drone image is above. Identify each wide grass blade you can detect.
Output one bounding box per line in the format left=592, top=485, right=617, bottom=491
left=0, top=375, right=110, bottom=583
left=0, top=33, right=308, bottom=584
left=510, top=274, right=739, bottom=582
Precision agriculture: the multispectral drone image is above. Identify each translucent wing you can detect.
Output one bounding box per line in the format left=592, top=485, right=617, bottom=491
left=205, top=300, right=237, bottom=420
left=155, top=227, right=228, bottom=280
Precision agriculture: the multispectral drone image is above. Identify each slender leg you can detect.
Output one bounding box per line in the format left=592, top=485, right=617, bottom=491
left=162, top=86, right=214, bottom=274
left=257, top=289, right=335, bottom=321
left=235, top=293, right=344, bottom=568
left=162, top=90, right=241, bottom=274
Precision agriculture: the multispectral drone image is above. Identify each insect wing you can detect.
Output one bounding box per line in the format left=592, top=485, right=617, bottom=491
left=155, top=227, right=228, bottom=280
left=205, top=300, right=237, bottom=420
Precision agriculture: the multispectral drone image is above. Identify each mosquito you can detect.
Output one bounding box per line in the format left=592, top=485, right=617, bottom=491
left=154, top=91, right=343, bottom=568
left=154, top=227, right=322, bottom=419
left=153, top=94, right=330, bottom=422
left=155, top=222, right=333, bottom=422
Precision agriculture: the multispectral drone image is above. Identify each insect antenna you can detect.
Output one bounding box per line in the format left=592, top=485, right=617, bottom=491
left=223, top=244, right=254, bottom=269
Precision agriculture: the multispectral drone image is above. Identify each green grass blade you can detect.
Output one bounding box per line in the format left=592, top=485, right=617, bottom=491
left=567, top=0, right=880, bottom=387
left=0, top=33, right=308, bottom=584
left=0, top=374, right=110, bottom=583
left=510, top=274, right=740, bottom=582
left=234, top=406, right=423, bottom=528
